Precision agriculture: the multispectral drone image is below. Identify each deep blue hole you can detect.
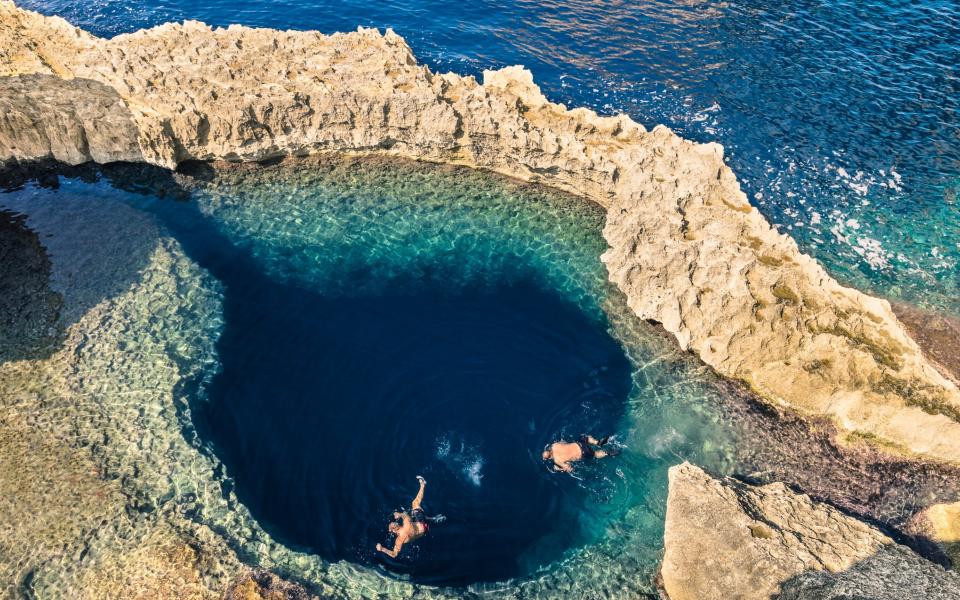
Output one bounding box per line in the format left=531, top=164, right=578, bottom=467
left=150, top=195, right=632, bottom=586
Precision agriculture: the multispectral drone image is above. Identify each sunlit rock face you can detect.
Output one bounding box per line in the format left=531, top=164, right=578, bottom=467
left=2, top=0, right=958, bottom=463
left=661, top=463, right=960, bottom=600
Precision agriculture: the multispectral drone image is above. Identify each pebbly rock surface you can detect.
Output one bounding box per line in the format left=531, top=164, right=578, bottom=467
left=0, top=0, right=959, bottom=466
left=661, top=462, right=960, bottom=600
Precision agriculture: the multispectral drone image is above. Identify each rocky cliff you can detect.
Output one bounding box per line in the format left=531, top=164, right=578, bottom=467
left=0, top=2, right=958, bottom=466
left=662, top=463, right=960, bottom=600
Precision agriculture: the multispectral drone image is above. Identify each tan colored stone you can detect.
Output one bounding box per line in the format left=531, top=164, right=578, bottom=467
left=908, top=501, right=960, bottom=569
left=1, top=0, right=959, bottom=464
left=661, top=463, right=960, bottom=600
left=223, top=570, right=316, bottom=600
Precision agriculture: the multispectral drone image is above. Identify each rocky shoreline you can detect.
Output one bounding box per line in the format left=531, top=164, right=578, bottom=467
left=1, top=2, right=958, bottom=598
left=662, top=463, right=960, bottom=599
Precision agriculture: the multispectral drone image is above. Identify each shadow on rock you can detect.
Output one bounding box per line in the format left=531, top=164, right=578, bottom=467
left=0, top=160, right=193, bottom=362
left=0, top=209, right=61, bottom=362
left=777, top=545, right=960, bottom=600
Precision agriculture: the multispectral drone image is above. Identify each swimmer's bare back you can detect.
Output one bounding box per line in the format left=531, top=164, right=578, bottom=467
left=542, top=435, right=613, bottom=472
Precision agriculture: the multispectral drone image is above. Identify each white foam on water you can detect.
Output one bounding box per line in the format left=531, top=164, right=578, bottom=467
left=436, top=432, right=485, bottom=487
left=463, top=458, right=484, bottom=487
left=647, top=427, right=685, bottom=458
left=436, top=436, right=451, bottom=459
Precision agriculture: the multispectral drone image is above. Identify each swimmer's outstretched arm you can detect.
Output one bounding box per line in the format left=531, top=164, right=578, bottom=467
left=376, top=537, right=404, bottom=558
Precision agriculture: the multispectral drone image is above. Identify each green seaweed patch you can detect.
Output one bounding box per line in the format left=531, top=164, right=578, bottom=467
left=722, top=197, right=753, bottom=214
left=802, top=358, right=833, bottom=374
left=811, top=322, right=904, bottom=371
left=876, top=376, right=960, bottom=424
left=757, top=255, right=784, bottom=267
left=845, top=429, right=910, bottom=453
left=772, top=284, right=800, bottom=306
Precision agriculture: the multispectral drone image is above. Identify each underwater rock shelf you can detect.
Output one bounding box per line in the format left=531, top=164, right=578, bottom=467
left=1, top=1, right=960, bottom=599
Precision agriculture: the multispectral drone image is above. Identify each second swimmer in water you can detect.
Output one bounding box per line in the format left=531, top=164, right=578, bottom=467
left=542, top=434, right=616, bottom=473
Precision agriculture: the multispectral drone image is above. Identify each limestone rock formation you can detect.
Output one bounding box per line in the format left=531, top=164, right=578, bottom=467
left=0, top=1, right=958, bottom=465
left=661, top=462, right=960, bottom=600
left=0, top=74, right=142, bottom=165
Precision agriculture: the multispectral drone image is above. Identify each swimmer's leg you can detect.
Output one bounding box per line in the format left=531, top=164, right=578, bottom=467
left=411, top=475, right=426, bottom=510
left=585, top=435, right=600, bottom=445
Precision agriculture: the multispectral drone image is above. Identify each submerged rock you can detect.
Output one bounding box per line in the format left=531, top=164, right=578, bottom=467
left=661, top=463, right=960, bottom=600
left=1, top=0, right=957, bottom=463
left=224, top=570, right=317, bottom=600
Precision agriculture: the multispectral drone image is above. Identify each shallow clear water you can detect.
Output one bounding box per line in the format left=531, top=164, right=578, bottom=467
left=19, top=0, right=960, bottom=316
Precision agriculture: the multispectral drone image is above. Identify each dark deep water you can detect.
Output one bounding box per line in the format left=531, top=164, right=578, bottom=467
left=199, top=274, right=630, bottom=585
left=127, top=168, right=632, bottom=586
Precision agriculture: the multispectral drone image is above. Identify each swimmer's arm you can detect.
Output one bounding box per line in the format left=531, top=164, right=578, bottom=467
left=376, top=538, right=404, bottom=558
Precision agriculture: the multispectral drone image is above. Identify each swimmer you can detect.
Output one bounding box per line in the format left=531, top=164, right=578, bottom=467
left=542, top=434, right=615, bottom=473
left=376, top=475, right=434, bottom=558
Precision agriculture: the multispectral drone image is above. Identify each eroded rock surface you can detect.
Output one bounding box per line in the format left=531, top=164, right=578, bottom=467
left=0, top=74, right=142, bottom=165
left=661, top=463, right=960, bottom=600
left=1, top=0, right=956, bottom=462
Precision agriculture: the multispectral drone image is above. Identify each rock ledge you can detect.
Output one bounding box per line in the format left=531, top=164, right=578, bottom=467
left=662, top=462, right=960, bottom=600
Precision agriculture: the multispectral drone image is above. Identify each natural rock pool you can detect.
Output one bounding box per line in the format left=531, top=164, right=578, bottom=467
left=170, top=163, right=633, bottom=585
left=2, top=157, right=957, bottom=596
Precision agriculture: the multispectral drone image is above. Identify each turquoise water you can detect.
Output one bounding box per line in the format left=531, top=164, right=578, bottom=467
left=154, top=161, right=635, bottom=585
left=19, top=0, right=960, bottom=316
